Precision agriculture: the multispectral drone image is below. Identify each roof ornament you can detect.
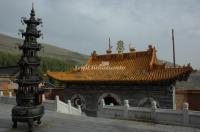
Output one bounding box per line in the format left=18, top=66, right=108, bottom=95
left=91, top=50, right=97, bottom=57
left=116, top=40, right=124, bottom=54
left=106, top=37, right=113, bottom=54
left=147, top=44, right=154, bottom=53
left=148, top=44, right=153, bottom=49
left=129, top=43, right=136, bottom=53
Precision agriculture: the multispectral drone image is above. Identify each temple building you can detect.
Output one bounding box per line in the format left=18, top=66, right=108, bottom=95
left=47, top=43, right=193, bottom=116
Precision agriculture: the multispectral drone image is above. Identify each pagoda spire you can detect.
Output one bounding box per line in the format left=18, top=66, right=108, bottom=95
left=31, top=3, right=35, bottom=16
left=32, top=2, right=34, bottom=10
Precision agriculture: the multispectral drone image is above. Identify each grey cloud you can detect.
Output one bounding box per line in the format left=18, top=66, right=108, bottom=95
left=0, top=0, right=199, bottom=69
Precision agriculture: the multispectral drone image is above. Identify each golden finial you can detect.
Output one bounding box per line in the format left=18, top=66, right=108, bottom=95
left=116, top=40, right=124, bottom=54
left=106, top=37, right=112, bottom=54
left=129, top=43, right=136, bottom=53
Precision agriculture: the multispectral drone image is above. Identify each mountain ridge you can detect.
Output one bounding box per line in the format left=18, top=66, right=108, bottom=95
left=0, top=33, right=89, bottom=64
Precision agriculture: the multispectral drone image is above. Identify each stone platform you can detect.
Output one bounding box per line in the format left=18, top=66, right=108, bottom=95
left=0, top=103, right=200, bottom=132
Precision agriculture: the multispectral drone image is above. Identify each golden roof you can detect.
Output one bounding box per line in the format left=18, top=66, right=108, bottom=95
left=47, top=46, right=193, bottom=83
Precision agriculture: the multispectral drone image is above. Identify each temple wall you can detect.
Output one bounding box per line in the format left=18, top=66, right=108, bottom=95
left=64, top=83, right=174, bottom=116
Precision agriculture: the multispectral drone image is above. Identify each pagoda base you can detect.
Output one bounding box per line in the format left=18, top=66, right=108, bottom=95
left=12, top=105, right=44, bottom=132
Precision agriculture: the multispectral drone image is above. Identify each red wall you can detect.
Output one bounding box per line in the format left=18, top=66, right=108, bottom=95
left=176, top=89, right=200, bottom=111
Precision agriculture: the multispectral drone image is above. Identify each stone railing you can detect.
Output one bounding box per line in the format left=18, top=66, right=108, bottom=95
left=0, top=91, right=82, bottom=116
left=54, top=96, right=82, bottom=115
left=98, top=99, right=200, bottom=128
left=0, top=90, right=13, bottom=97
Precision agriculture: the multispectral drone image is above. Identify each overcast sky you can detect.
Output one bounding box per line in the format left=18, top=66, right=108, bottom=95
left=0, top=0, right=200, bottom=69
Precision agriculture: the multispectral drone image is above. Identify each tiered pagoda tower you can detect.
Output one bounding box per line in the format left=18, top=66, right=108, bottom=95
left=12, top=5, right=44, bottom=132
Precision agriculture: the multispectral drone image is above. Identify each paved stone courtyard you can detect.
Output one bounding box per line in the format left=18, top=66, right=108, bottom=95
left=0, top=103, right=200, bottom=132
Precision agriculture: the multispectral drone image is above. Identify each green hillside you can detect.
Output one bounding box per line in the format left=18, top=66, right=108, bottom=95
left=0, top=33, right=89, bottom=64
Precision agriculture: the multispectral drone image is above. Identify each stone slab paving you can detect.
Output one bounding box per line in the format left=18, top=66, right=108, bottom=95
left=0, top=103, right=200, bottom=132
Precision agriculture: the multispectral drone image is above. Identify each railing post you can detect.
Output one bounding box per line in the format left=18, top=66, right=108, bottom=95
left=55, top=95, right=59, bottom=101
left=42, top=94, right=46, bottom=102
left=172, top=85, right=176, bottom=110
left=9, top=91, right=12, bottom=97
left=151, top=101, right=157, bottom=121
left=68, top=100, right=72, bottom=114
left=78, top=105, right=82, bottom=113
left=55, top=95, right=59, bottom=111
left=183, top=102, right=189, bottom=125
left=124, top=100, right=129, bottom=119
left=0, top=91, right=3, bottom=96
left=97, top=99, right=105, bottom=117
left=99, top=99, right=105, bottom=110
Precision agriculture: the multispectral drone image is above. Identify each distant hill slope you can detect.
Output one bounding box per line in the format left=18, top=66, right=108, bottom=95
left=0, top=33, right=88, bottom=64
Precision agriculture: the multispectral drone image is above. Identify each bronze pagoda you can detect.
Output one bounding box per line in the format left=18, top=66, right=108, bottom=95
left=12, top=5, right=44, bottom=132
